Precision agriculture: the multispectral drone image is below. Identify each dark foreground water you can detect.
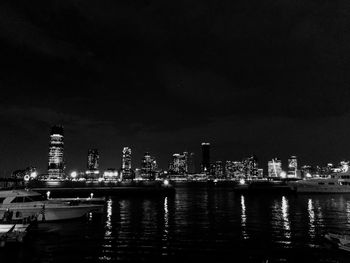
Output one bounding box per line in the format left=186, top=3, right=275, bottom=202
left=2, top=186, right=350, bottom=262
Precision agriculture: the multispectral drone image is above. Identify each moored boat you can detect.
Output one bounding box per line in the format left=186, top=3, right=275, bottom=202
left=289, top=172, right=350, bottom=193
left=0, top=223, right=30, bottom=246
left=0, top=190, right=104, bottom=222
left=233, top=178, right=295, bottom=194
left=325, top=232, right=350, bottom=252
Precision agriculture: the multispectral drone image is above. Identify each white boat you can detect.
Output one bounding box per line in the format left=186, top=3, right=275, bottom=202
left=325, top=232, right=350, bottom=245
left=0, top=223, right=30, bottom=246
left=325, top=232, right=350, bottom=252
left=289, top=172, right=350, bottom=193
left=0, top=190, right=104, bottom=222
left=49, top=197, right=106, bottom=205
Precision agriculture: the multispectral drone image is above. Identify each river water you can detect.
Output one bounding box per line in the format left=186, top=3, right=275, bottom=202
left=2, top=186, right=350, bottom=262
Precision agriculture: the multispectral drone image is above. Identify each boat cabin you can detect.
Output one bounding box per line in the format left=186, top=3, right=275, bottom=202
left=0, top=190, right=45, bottom=205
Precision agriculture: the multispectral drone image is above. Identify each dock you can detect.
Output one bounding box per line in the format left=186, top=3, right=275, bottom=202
left=25, top=180, right=175, bottom=197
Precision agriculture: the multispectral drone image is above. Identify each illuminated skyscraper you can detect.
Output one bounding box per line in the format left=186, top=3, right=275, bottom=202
left=86, top=149, right=100, bottom=179
left=48, top=125, right=65, bottom=179
left=287, top=155, right=298, bottom=178
left=214, top=161, right=224, bottom=178
left=243, top=155, right=258, bottom=179
left=268, top=158, right=282, bottom=177
left=87, top=149, right=99, bottom=170
left=169, top=152, right=188, bottom=175
left=141, top=152, right=157, bottom=180
left=201, top=142, right=210, bottom=174
left=225, top=160, right=244, bottom=179
left=121, top=147, right=132, bottom=180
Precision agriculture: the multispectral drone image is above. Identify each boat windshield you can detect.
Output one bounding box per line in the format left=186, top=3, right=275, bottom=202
left=11, top=195, right=45, bottom=203
left=28, top=195, right=46, bottom=202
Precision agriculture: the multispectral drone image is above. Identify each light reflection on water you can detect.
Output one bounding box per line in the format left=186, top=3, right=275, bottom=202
left=308, top=198, right=316, bottom=239
left=5, top=188, right=350, bottom=263
left=99, top=198, right=113, bottom=261
left=162, top=197, right=169, bottom=255
left=240, top=195, right=248, bottom=239
left=281, top=196, right=291, bottom=242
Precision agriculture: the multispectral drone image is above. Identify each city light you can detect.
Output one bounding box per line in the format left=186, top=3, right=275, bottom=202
left=30, top=171, right=37, bottom=179
left=71, top=171, right=77, bottom=179
left=163, top=179, right=169, bottom=186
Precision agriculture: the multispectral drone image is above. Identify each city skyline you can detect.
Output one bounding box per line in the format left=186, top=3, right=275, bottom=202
left=3, top=124, right=350, bottom=178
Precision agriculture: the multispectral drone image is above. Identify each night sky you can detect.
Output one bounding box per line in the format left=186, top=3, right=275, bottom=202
left=1, top=0, right=350, bottom=175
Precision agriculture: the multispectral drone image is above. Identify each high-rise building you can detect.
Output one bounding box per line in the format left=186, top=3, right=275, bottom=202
left=141, top=152, right=157, bottom=180
left=242, top=155, right=258, bottom=178
left=86, top=149, right=100, bottom=179
left=169, top=152, right=188, bottom=175
left=201, top=142, right=210, bottom=174
left=87, top=149, right=99, bottom=170
left=287, top=155, right=298, bottom=178
left=48, top=125, right=65, bottom=179
left=225, top=161, right=244, bottom=179
left=214, top=161, right=224, bottom=178
left=121, top=147, right=132, bottom=180
left=188, top=152, right=196, bottom=174
left=268, top=158, right=282, bottom=177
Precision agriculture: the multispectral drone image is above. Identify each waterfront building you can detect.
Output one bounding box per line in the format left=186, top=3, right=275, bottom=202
left=242, top=155, right=258, bottom=179
left=214, top=161, right=224, bottom=179
left=300, top=165, right=313, bottom=178
left=209, top=163, right=216, bottom=178
left=169, top=152, right=188, bottom=175
left=268, top=158, right=282, bottom=178
left=258, top=168, right=264, bottom=178
left=188, top=152, right=196, bottom=174
left=121, top=147, right=132, bottom=180
left=225, top=161, right=244, bottom=179
left=85, top=149, right=100, bottom=179
left=48, top=125, right=65, bottom=180
left=103, top=168, right=119, bottom=180
left=225, top=161, right=233, bottom=179
left=340, top=161, right=349, bottom=172
left=11, top=167, right=37, bottom=180
left=134, top=168, right=142, bottom=180
left=87, top=149, right=99, bottom=170
left=287, top=155, right=298, bottom=178
left=141, top=152, right=157, bottom=180
left=201, top=142, right=210, bottom=174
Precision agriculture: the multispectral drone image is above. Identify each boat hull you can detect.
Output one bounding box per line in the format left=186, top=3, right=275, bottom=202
left=292, top=184, right=350, bottom=193
left=0, top=204, right=103, bottom=222
left=0, top=224, right=29, bottom=244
